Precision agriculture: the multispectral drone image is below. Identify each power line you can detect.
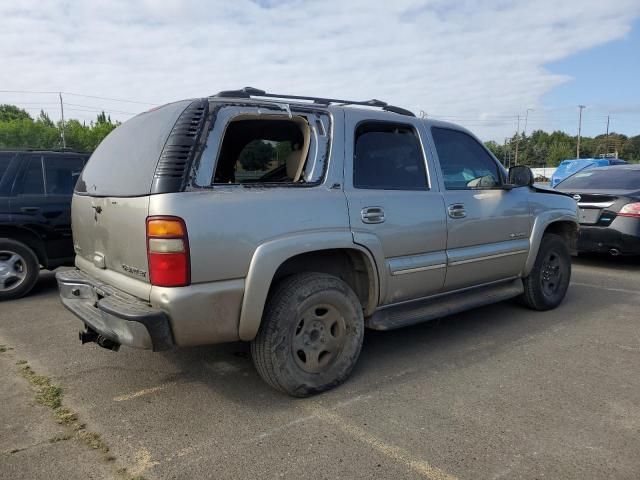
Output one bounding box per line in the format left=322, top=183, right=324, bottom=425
left=62, top=92, right=155, bottom=106
left=0, top=89, right=156, bottom=105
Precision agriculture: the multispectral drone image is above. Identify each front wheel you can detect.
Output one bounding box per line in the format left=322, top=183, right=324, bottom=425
left=251, top=273, right=364, bottom=397
left=520, top=233, right=571, bottom=311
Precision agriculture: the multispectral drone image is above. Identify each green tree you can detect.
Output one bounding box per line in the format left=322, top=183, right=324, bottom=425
left=38, top=110, right=55, bottom=127
left=0, top=105, right=119, bottom=151
left=238, top=140, right=275, bottom=171
left=0, top=105, right=32, bottom=122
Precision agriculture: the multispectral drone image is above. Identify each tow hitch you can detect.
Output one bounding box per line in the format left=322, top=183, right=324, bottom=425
left=79, top=328, right=120, bottom=351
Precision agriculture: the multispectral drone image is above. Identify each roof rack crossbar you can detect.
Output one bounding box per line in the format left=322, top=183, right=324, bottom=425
left=211, top=87, right=415, bottom=117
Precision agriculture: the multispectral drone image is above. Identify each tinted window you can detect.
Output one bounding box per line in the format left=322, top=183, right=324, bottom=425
left=44, top=156, right=86, bottom=195
left=354, top=122, right=427, bottom=190
left=558, top=168, right=640, bottom=190
left=431, top=128, right=501, bottom=190
left=0, top=155, right=13, bottom=183
left=19, top=156, right=45, bottom=195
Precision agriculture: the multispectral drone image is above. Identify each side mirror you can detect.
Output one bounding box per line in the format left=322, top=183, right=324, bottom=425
left=508, top=165, right=534, bottom=187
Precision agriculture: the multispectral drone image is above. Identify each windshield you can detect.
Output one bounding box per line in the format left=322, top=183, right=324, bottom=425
left=558, top=168, right=640, bottom=190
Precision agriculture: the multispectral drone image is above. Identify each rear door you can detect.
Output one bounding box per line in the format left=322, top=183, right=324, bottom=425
left=41, top=154, right=87, bottom=260
left=428, top=126, right=531, bottom=291
left=343, top=110, right=447, bottom=305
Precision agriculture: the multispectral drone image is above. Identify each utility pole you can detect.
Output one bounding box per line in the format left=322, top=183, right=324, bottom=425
left=523, top=108, right=534, bottom=137
left=503, top=138, right=508, bottom=168
left=606, top=114, right=610, bottom=155
left=514, top=115, right=521, bottom=166
left=59, top=92, right=66, bottom=149
left=576, top=105, right=585, bottom=159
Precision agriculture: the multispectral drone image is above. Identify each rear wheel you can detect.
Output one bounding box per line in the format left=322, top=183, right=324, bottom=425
left=520, top=233, right=571, bottom=311
left=251, top=273, right=364, bottom=397
left=0, top=239, right=39, bottom=301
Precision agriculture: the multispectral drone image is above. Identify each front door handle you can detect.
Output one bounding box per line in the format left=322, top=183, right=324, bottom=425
left=361, top=206, right=385, bottom=224
left=447, top=203, right=466, bottom=219
left=20, top=207, right=40, bottom=213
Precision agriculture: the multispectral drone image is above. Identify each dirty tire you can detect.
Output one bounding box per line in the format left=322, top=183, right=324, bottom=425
left=0, top=238, right=39, bottom=301
left=520, top=233, right=571, bottom=311
left=251, top=273, right=364, bottom=397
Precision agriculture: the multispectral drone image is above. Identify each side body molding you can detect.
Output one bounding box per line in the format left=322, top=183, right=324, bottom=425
left=523, top=209, right=579, bottom=276
left=238, top=230, right=380, bottom=341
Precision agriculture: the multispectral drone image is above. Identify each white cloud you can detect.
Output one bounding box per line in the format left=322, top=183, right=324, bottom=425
left=1, top=0, right=638, bottom=139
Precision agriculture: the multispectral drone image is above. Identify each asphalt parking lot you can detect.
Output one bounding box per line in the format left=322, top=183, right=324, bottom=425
left=1, top=255, right=640, bottom=480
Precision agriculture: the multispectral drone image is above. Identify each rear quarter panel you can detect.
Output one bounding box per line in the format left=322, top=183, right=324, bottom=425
left=148, top=187, right=351, bottom=284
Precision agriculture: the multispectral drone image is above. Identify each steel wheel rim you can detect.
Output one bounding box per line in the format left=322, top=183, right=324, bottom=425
left=0, top=250, right=28, bottom=292
left=541, top=251, right=563, bottom=297
left=291, top=303, right=347, bottom=374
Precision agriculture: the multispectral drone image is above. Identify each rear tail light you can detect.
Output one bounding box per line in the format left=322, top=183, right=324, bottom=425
left=146, top=216, right=190, bottom=287
left=618, top=202, right=640, bottom=218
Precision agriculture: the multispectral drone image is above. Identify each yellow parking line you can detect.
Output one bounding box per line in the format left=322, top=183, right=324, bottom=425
left=113, top=383, right=172, bottom=402
left=305, top=405, right=458, bottom=480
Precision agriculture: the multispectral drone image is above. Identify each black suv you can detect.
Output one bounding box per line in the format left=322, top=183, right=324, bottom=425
left=0, top=150, right=90, bottom=300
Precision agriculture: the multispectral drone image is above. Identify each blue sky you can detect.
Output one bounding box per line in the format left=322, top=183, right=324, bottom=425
left=539, top=20, right=640, bottom=138
left=1, top=1, right=639, bottom=141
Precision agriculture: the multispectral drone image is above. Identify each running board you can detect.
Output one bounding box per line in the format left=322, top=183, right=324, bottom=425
left=366, top=279, right=524, bottom=331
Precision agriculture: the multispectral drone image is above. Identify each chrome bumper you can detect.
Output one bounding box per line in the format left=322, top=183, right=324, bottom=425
left=56, top=269, right=173, bottom=351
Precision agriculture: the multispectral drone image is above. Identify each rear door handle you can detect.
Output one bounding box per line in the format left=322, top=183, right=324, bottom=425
left=20, top=207, right=40, bottom=213
left=447, top=203, right=466, bottom=218
left=361, top=206, right=385, bottom=224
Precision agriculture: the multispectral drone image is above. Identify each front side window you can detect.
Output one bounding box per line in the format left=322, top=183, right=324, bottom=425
left=353, top=122, right=428, bottom=190
left=18, top=156, right=45, bottom=195
left=431, top=127, right=501, bottom=190
left=44, top=156, right=86, bottom=195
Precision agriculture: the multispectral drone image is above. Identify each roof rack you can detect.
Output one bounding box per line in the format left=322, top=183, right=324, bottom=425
left=210, top=87, right=415, bottom=117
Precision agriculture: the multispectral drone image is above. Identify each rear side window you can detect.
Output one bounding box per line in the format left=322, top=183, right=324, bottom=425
left=19, top=156, right=45, bottom=195
left=431, top=127, right=501, bottom=190
left=44, top=156, right=86, bottom=195
left=354, top=122, right=427, bottom=190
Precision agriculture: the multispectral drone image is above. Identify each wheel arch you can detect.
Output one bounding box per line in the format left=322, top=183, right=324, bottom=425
left=524, top=211, right=578, bottom=277
left=238, top=232, right=379, bottom=341
left=0, top=226, right=47, bottom=267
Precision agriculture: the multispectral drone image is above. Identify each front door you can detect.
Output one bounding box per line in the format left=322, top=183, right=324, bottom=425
left=343, top=110, right=447, bottom=305
left=428, top=126, right=531, bottom=291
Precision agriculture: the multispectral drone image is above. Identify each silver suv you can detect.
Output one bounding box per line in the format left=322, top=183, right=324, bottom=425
left=57, top=88, right=579, bottom=396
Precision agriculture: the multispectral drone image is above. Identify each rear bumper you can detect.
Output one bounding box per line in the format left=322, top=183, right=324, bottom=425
left=577, top=217, right=640, bottom=255
left=56, top=269, right=173, bottom=351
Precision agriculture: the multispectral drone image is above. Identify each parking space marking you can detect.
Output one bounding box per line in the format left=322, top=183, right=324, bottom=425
left=304, top=405, right=458, bottom=480
left=113, top=383, right=173, bottom=402
left=571, top=282, right=639, bottom=295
